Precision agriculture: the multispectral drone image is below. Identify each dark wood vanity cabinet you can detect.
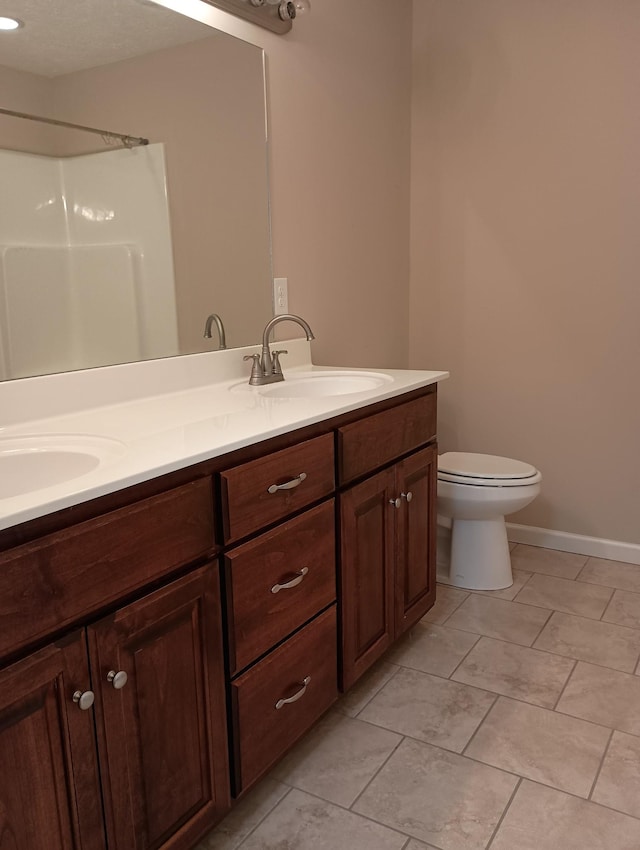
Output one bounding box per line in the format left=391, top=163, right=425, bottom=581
left=0, top=565, right=229, bottom=850
left=88, top=566, right=229, bottom=850
left=338, top=395, right=438, bottom=691
left=0, top=632, right=105, bottom=850
left=0, top=482, right=229, bottom=850
left=221, top=435, right=338, bottom=795
left=0, top=383, right=439, bottom=849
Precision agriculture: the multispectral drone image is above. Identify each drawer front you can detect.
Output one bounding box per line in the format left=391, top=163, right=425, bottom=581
left=220, top=433, right=335, bottom=543
left=226, top=501, right=336, bottom=675
left=0, top=478, right=215, bottom=662
left=231, top=605, right=337, bottom=793
left=338, top=390, right=437, bottom=484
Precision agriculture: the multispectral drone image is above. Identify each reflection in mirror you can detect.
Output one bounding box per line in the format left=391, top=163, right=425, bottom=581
left=0, top=0, right=273, bottom=380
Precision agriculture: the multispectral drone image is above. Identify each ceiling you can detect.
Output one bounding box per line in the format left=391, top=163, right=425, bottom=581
left=0, top=0, right=214, bottom=77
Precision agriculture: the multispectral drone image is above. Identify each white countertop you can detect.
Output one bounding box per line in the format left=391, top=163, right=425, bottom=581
left=0, top=340, right=448, bottom=531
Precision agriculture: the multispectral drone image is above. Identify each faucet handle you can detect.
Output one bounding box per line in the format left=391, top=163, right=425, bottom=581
left=271, top=349, right=288, bottom=376
left=243, top=353, right=264, bottom=385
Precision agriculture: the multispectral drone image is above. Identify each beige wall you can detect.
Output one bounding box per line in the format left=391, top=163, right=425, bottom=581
left=409, top=0, right=640, bottom=544
left=205, top=0, right=413, bottom=367
left=0, top=65, right=56, bottom=153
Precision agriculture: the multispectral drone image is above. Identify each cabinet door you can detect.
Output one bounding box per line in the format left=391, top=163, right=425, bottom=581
left=0, top=634, right=105, bottom=850
left=88, top=564, right=229, bottom=850
left=339, top=468, right=395, bottom=691
left=394, top=445, right=438, bottom=637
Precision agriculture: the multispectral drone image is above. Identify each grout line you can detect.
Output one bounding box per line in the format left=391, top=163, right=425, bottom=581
left=348, top=733, right=406, bottom=811
left=485, top=777, right=522, bottom=849
left=588, top=728, right=615, bottom=801
left=446, top=631, right=483, bottom=680
left=232, top=785, right=294, bottom=850
left=433, top=589, right=470, bottom=625
left=552, top=658, right=578, bottom=711
left=597, top=587, right=617, bottom=621
left=460, top=692, right=500, bottom=757
left=344, top=664, right=403, bottom=718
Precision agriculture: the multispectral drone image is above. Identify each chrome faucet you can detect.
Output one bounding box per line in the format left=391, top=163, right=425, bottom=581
left=203, top=313, right=227, bottom=349
left=244, top=314, right=315, bottom=386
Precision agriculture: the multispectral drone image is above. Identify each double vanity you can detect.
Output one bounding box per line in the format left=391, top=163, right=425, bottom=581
left=0, top=338, right=447, bottom=850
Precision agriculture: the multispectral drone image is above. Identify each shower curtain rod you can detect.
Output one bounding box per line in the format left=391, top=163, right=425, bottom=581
left=0, top=106, right=149, bottom=148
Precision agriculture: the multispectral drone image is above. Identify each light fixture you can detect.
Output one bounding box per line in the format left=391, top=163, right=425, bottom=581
left=248, top=0, right=310, bottom=25
left=0, top=16, right=23, bottom=30
left=277, top=0, right=310, bottom=21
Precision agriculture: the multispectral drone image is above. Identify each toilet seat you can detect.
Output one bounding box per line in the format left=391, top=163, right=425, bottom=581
left=438, top=452, right=541, bottom=488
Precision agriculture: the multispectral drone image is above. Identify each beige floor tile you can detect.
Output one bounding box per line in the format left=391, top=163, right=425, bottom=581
left=421, top=584, right=469, bottom=624
left=195, top=777, right=289, bottom=850
left=353, top=738, right=517, bottom=850
left=490, top=780, right=640, bottom=850
left=452, top=637, right=574, bottom=708
left=603, top=589, right=640, bottom=629
left=534, top=611, right=640, bottom=673
left=404, top=842, right=439, bottom=850
left=335, top=660, right=399, bottom=718
left=271, top=711, right=401, bottom=807
left=557, top=662, right=640, bottom=735
left=444, top=594, right=550, bottom=646
left=578, top=557, right=640, bottom=592
left=514, top=573, right=613, bottom=619
left=592, top=731, right=640, bottom=818
left=385, top=622, right=479, bottom=678
left=240, top=789, right=407, bottom=850
left=359, top=666, right=495, bottom=752
left=511, top=544, right=587, bottom=579
left=469, top=568, right=532, bottom=601
left=465, top=697, right=610, bottom=797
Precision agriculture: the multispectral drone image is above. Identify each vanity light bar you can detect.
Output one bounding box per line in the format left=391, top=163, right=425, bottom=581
left=0, top=107, right=149, bottom=148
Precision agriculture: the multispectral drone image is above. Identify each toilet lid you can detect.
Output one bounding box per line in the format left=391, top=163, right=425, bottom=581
left=438, top=452, right=538, bottom=480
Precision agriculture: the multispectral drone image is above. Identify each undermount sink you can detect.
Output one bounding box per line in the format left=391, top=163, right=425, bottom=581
left=253, top=371, right=393, bottom=399
left=0, top=435, right=127, bottom=500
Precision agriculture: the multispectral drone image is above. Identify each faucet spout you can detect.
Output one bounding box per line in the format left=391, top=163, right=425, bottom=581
left=203, top=313, right=227, bottom=350
left=260, top=314, right=315, bottom=375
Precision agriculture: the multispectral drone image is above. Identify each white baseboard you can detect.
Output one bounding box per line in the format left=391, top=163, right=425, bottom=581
left=506, top=523, right=640, bottom=566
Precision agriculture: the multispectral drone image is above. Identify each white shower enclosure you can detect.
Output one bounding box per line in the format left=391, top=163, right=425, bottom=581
left=0, top=143, right=177, bottom=380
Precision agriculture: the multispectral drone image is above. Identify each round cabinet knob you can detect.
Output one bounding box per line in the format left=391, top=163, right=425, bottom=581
left=389, top=497, right=401, bottom=509
left=401, top=491, right=413, bottom=503
left=72, top=690, right=95, bottom=711
left=107, top=670, right=128, bottom=690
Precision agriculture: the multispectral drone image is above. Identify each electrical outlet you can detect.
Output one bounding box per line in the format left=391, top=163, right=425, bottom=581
left=273, top=277, right=289, bottom=315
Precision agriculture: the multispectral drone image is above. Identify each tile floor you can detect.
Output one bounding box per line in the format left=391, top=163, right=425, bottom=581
left=196, top=544, right=640, bottom=850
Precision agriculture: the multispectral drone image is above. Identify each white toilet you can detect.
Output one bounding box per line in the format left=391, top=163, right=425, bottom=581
left=437, top=452, right=542, bottom=590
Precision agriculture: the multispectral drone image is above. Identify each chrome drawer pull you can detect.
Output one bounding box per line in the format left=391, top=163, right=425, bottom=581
left=267, top=472, right=307, bottom=494
left=275, top=676, right=311, bottom=710
left=271, top=567, right=309, bottom=594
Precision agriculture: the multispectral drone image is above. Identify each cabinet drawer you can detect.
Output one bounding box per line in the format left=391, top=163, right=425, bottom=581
left=225, top=501, right=336, bottom=675
left=338, top=391, right=437, bottom=484
left=220, top=433, right=335, bottom=543
left=0, top=478, right=215, bottom=662
left=230, top=605, right=337, bottom=793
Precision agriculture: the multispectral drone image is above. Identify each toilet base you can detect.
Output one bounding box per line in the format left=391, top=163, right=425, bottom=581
left=447, top=517, right=513, bottom=590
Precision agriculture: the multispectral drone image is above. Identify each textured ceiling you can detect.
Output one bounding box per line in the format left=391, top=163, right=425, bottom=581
left=0, top=0, right=215, bottom=77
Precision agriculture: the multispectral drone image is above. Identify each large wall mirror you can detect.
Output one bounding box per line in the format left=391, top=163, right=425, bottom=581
left=0, top=0, right=273, bottom=381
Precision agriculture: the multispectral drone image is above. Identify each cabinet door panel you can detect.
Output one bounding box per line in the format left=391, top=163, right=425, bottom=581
left=339, top=469, right=395, bottom=691
left=88, top=565, right=229, bottom=850
left=395, top=445, right=437, bottom=637
left=0, top=634, right=105, bottom=850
